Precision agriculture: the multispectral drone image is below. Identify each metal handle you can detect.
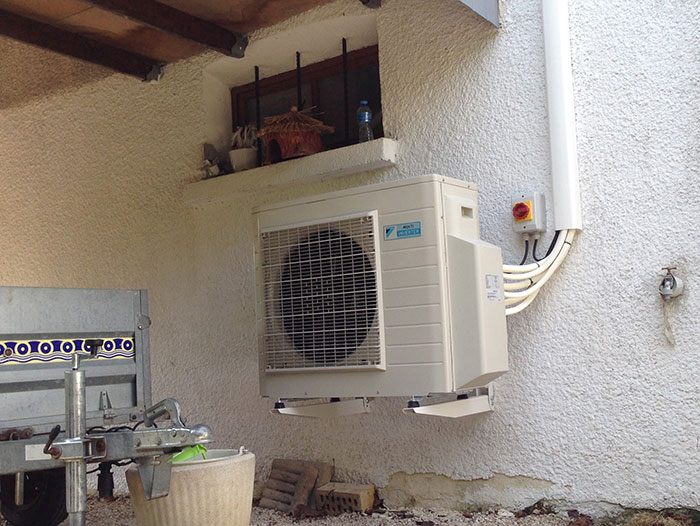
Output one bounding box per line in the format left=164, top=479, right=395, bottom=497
left=84, top=339, right=104, bottom=357
left=144, top=398, right=185, bottom=428
left=71, top=339, right=104, bottom=370
left=43, top=425, right=62, bottom=457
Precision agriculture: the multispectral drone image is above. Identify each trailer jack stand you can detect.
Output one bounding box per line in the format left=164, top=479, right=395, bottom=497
left=64, top=339, right=102, bottom=526
left=97, top=463, right=115, bottom=501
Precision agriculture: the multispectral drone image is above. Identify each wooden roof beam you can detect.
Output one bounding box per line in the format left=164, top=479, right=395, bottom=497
left=0, top=8, right=162, bottom=80
left=81, top=0, right=248, bottom=58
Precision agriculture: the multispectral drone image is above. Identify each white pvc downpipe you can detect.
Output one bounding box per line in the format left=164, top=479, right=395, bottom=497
left=542, top=0, right=582, bottom=231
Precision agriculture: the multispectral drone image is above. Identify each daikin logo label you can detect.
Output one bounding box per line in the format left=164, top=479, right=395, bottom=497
left=383, top=222, right=421, bottom=240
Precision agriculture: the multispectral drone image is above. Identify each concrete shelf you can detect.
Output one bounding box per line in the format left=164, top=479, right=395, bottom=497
left=183, top=138, right=398, bottom=206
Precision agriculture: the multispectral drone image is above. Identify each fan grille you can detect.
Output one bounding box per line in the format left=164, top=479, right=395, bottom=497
left=260, top=214, right=381, bottom=370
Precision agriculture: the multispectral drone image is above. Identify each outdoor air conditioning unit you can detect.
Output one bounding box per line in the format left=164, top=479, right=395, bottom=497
left=253, top=175, right=507, bottom=401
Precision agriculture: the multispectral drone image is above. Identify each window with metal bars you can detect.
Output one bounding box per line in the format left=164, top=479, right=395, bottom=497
left=231, top=45, right=383, bottom=152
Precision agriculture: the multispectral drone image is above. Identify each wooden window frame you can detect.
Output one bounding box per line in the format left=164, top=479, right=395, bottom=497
left=230, top=45, right=379, bottom=131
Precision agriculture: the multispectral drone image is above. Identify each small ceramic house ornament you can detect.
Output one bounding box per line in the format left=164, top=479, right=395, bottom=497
left=257, top=106, right=334, bottom=164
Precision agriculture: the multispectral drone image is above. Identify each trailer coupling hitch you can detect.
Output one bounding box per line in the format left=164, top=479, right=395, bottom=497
left=144, top=398, right=186, bottom=428
left=55, top=338, right=213, bottom=525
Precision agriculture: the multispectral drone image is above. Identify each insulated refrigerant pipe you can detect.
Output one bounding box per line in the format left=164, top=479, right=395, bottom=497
left=505, top=288, right=541, bottom=315
left=505, top=230, right=575, bottom=300
left=503, top=230, right=567, bottom=275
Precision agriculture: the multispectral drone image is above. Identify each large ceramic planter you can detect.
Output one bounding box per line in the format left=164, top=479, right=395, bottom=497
left=126, top=449, right=255, bottom=526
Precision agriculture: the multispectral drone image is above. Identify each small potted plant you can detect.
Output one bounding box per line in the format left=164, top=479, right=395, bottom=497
left=229, top=125, right=258, bottom=172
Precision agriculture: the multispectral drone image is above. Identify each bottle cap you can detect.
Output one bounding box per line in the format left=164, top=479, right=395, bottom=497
left=360, top=100, right=368, bottom=105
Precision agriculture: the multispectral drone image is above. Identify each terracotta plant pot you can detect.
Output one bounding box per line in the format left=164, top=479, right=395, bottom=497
left=126, top=449, right=255, bottom=526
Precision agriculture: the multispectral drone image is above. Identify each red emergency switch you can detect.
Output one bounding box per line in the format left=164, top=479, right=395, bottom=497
left=512, top=201, right=532, bottom=222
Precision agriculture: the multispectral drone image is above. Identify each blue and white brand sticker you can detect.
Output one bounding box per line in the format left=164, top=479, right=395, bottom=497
left=383, top=222, right=422, bottom=240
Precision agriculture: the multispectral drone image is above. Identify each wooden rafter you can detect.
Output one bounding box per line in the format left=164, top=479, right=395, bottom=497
left=0, top=8, right=161, bottom=80
left=81, top=0, right=248, bottom=58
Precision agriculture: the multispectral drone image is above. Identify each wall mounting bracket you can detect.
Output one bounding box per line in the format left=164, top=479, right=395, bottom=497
left=230, top=35, right=249, bottom=59
left=271, top=398, right=371, bottom=418
left=403, top=386, right=494, bottom=418
left=144, top=64, right=165, bottom=82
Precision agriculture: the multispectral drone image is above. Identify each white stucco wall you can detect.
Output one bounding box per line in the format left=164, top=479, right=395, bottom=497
left=1, top=0, right=698, bottom=513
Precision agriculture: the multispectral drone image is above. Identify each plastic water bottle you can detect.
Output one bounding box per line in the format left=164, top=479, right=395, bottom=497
left=357, top=101, right=374, bottom=143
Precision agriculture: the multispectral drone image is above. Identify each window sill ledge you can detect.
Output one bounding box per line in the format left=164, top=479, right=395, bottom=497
left=183, top=138, right=398, bottom=206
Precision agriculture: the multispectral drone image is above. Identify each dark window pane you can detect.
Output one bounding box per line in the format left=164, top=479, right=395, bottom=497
left=318, top=63, right=382, bottom=148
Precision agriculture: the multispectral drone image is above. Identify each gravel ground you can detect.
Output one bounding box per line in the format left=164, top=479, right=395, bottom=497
left=252, top=507, right=570, bottom=526
left=23, top=495, right=572, bottom=526
left=59, top=495, right=136, bottom=525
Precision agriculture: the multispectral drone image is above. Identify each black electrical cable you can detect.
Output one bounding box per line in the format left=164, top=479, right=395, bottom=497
left=532, top=230, right=561, bottom=262
left=87, top=426, right=107, bottom=433
left=88, top=425, right=137, bottom=435
left=519, top=239, right=529, bottom=265
left=545, top=230, right=562, bottom=258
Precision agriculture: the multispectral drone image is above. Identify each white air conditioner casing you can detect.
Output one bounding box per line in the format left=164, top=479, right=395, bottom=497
left=253, top=175, right=507, bottom=399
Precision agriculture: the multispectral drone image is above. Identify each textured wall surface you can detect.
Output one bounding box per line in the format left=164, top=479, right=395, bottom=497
left=1, top=0, right=698, bottom=513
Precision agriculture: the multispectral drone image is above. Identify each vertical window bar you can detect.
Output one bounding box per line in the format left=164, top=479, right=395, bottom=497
left=255, top=65, right=262, bottom=167
left=296, top=51, right=303, bottom=110
left=342, top=38, right=349, bottom=146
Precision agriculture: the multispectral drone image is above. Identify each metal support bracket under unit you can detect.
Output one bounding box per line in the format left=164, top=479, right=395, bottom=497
left=458, top=0, right=500, bottom=28
left=403, top=386, right=494, bottom=418
left=271, top=398, right=371, bottom=418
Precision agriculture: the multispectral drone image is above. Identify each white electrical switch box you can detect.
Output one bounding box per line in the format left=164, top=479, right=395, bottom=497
left=511, top=191, right=546, bottom=233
